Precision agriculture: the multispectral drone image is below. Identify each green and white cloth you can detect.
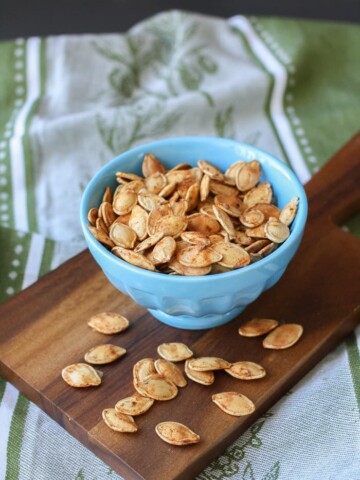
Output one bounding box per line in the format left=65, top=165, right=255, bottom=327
left=0, top=11, right=359, bottom=480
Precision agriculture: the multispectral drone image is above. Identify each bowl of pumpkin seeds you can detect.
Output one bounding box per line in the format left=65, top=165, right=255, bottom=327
left=80, top=136, right=307, bottom=329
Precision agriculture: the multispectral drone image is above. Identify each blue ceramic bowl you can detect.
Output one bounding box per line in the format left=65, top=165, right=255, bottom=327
left=80, top=137, right=307, bottom=330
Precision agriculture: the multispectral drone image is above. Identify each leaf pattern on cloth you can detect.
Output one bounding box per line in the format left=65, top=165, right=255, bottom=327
left=92, top=12, right=219, bottom=152
left=197, top=416, right=279, bottom=480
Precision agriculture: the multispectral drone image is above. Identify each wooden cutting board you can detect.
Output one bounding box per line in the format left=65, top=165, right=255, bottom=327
left=1, top=134, right=360, bottom=480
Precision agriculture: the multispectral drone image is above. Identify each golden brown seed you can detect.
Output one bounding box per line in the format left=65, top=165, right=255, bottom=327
left=112, top=246, right=156, bottom=271
left=200, top=174, right=210, bottom=202
left=185, top=183, right=200, bottom=212
left=211, top=242, right=251, bottom=269
left=159, top=181, right=177, bottom=198
left=187, top=213, right=221, bottom=235
left=212, top=206, right=236, bottom=238
left=263, top=324, right=303, bottom=349
left=245, top=223, right=267, bottom=239
left=138, top=190, right=167, bottom=211
left=88, top=312, right=129, bottom=334
left=225, top=361, right=266, bottom=380
left=258, top=241, right=277, bottom=257
left=212, top=392, right=255, bottom=416
left=147, top=203, right=173, bottom=235
left=239, top=318, right=278, bottom=337
left=236, top=160, right=261, bottom=191
left=209, top=180, right=238, bottom=197
left=134, top=374, right=178, bottom=401
left=265, top=218, right=290, bottom=243
left=109, top=222, right=137, bottom=249
left=280, top=197, right=299, bottom=226
left=102, top=408, right=138, bottom=433
left=155, top=359, right=187, bottom=387
left=240, top=208, right=265, bottom=228
left=61, top=363, right=102, bottom=388
left=133, top=358, right=157, bottom=384
left=133, top=232, right=165, bottom=252
left=101, top=202, right=117, bottom=228
left=214, top=195, right=243, bottom=217
left=168, top=259, right=212, bottom=276
left=96, top=216, right=108, bottom=234
left=157, top=343, right=193, bottom=362
left=84, top=344, right=126, bottom=364
left=145, top=172, right=167, bottom=194
left=142, top=153, right=166, bottom=177
left=245, top=239, right=270, bottom=254
left=116, top=172, right=142, bottom=183
left=243, top=182, right=272, bottom=207
left=180, top=231, right=211, bottom=246
left=184, top=359, right=215, bottom=385
left=225, top=161, right=245, bottom=179
left=198, top=159, right=224, bottom=179
left=254, top=203, right=281, bottom=220
left=102, top=186, right=113, bottom=204
left=121, top=179, right=145, bottom=193
left=88, top=225, right=115, bottom=248
left=167, top=162, right=192, bottom=172
left=177, top=245, right=222, bottom=268
left=115, top=394, right=154, bottom=416
left=155, top=422, right=200, bottom=446
left=128, top=205, right=148, bottom=241
left=188, top=357, right=231, bottom=371
left=152, top=236, right=176, bottom=264
left=87, top=207, right=98, bottom=226
left=112, top=190, right=137, bottom=216
left=153, top=215, right=188, bottom=238
left=171, top=198, right=188, bottom=217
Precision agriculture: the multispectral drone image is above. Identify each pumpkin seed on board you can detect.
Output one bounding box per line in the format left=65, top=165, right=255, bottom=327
left=157, top=342, right=193, bottom=362
left=263, top=324, right=303, bottom=349
left=102, top=408, right=138, bottom=433
left=62, top=363, right=102, bottom=388
left=112, top=246, right=156, bottom=271
left=88, top=312, right=129, bottom=334
left=133, top=358, right=157, bottom=384
left=212, top=392, right=255, bottom=416
left=154, top=359, right=187, bottom=387
left=225, top=361, right=266, bottom=380
left=155, top=422, right=200, bottom=446
left=238, top=318, right=278, bottom=337
left=84, top=344, right=126, bottom=365
left=188, top=357, right=231, bottom=371
left=184, top=359, right=215, bottom=385
left=280, top=197, right=299, bottom=226
left=134, top=374, right=178, bottom=401
left=115, top=394, right=154, bottom=416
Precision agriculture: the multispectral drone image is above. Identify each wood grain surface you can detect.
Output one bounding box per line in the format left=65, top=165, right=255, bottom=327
left=0, top=134, right=359, bottom=480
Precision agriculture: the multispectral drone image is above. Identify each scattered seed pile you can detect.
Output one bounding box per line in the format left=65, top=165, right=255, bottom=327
left=87, top=154, right=299, bottom=275
left=61, top=314, right=303, bottom=446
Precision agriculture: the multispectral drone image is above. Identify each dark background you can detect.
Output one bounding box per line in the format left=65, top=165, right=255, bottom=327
left=1, top=0, right=359, bottom=40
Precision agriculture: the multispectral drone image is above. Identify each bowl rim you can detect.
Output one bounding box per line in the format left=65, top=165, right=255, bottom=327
left=80, top=136, right=308, bottom=283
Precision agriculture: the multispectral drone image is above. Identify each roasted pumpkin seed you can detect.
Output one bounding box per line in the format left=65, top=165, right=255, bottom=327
left=115, top=393, right=154, bottom=416
left=134, top=374, right=178, bottom=401
left=154, top=359, right=187, bottom=387
left=84, top=344, right=126, bottom=364
left=212, top=392, right=255, bottom=416
left=225, top=361, right=266, bottom=380
left=102, top=408, right=138, bottom=432
left=155, top=422, right=200, bottom=446
left=263, top=324, right=303, bottom=349
left=188, top=357, right=231, bottom=371
left=88, top=312, right=129, bottom=334
left=184, top=359, right=215, bottom=385
left=157, top=342, right=193, bottom=362
left=62, top=363, right=102, bottom=388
